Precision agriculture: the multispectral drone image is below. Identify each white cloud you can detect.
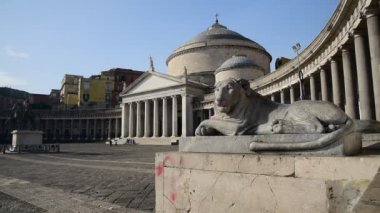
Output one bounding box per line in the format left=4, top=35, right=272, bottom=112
left=4, top=47, right=30, bottom=59
left=0, top=70, right=28, bottom=87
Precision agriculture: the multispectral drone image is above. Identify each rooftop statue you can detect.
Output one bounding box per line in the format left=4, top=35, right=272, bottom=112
left=195, top=78, right=354, bottom=152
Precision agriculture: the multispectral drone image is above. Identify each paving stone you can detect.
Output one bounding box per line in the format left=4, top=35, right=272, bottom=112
left=0, top=143, right=177, bottom=212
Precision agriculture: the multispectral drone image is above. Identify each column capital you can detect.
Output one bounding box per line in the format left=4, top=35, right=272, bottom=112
left=171, top=95, right=178, bottom=99
left=144, top=99, right=150, bottom=103
left=365, top=7, right=380, bottom=18
left=162, top=96, right=168, bottom=100
left=352, top=28, right=365, bottom=37
left=341, top=47, right=350, bottom=53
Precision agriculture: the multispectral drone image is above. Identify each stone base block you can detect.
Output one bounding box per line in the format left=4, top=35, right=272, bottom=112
left=155, top=152, right=380, bottom=213
left=11, top=130, right=43, bottom=146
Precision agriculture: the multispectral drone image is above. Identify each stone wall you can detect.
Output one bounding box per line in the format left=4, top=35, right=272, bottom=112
left=155, top=152, right=380, bottom=212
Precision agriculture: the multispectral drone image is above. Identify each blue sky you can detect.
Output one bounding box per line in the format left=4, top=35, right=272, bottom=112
left=0, top=0, right=339, bottom=94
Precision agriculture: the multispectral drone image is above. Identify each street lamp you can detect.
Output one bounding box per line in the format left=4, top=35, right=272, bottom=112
left=292, top=43, right=305, bottom=100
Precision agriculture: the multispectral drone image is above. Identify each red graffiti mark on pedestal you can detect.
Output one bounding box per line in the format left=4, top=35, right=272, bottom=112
left=155, top=163, right=164, bottom=176
left=163, top=155, right=172, bottom=164
left=155, top=155, right=174, bottom=176
left=170, top=192, right=177, bottom=201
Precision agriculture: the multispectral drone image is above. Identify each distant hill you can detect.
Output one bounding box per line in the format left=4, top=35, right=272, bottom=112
left=0, top=87, right=29, bottom=99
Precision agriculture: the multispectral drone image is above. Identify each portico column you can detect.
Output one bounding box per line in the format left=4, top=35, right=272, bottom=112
left=115, top=118, right=120, bottom=138
left=153, top=98, right=159, bottom=137
left=100, top=119, right=104, bottom=140
left=330, top=59, right=342, bottom=108
left=366, top=8, right=380, bottom=120
left=320, top=68, right=328, bottom=101
left=280, top=90, right=285, bottom=104
left=342, top=48, right=357, bottom=119
left=171, top=95, right=178, bottom=137
left=86, top=119, right=89, bottom=140
left=78, top=119, right=81, bottom=140
left=129, top=102, right=134, bottom=137
left=53, top=119, right=57, bottom=140
left=270, top=94, right=275, bottom=102
left=290, top=86, right=295, bottom=103
left=136, top=101, right=142, bottom=137
left=162, top=97, right=168, bottom=137
left=310, top=75, right=316, bottom=100
left=108, top=118, right=111, bottom=139
left=354, top=33, right=373, bottom=119
left=70, top=119, right=73, bottom=140
left=121, top=103, right=127, bottom=138
left=182, top=94, right=193, bottom=137
left=144, top=100, right=151, bottom=137
left=44, top=119, right=48, bottom=140
left=93, top=119, right=97, bottom=140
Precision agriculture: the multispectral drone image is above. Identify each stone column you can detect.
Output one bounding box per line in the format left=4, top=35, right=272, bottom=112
left=86, top=119, right=89, bottom=140
left=121, top=103, right=127, bottom=138
left=129, top=102, right=134, bottom=137
left=93, top=119, right=97, bottom=140
left=320, top=68, right=328, bottom=101
left=366, top=8, right=380, bottom=120
left=44, top=119, right=48, bottom=140
left=310, top=75, right=316, bottom=100
left=53, top=119, right=57, bottom=140
left=70, top=119, right=73, bottom=140
left=208, top=109, right=212, bottom=118
left=354, top=33, right=373, bottom=119
left=172, top=95, right=178, bottom=137
left=108, top=118, right=112, bottom=140
left=270, top=94, right=275, bottom=102
left=144, top=100, right=151, bottom=137
left=136, top=101, right=142, bottom=137
left=342, top=48, right=357, bottom=119
left=182, top=95, right=193, bottom=137
left=153, top=98, right=159, bottom=137
left=78, top=119, right=81, bottom=141
left=100, top=119, right=104, bottom=140
left=330, top=59, right=342, bottom=108
left=115, top=118, right=119, bottom=138
left=280, top=90, right=285, bottom=104
left=162, top=97, right=168, bottom=137
left=290, top=86, right=295, bottom=104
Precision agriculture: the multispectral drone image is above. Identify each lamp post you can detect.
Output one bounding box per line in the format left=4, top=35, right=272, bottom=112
left=292, top=43, right=305, bottom=100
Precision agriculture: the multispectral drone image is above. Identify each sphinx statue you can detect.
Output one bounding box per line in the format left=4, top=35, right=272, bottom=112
left=195, top=78, right=356, bottom=152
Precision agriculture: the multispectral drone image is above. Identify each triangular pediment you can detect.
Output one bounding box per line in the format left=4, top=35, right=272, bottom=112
left=121, top=72, right=184, bottom=96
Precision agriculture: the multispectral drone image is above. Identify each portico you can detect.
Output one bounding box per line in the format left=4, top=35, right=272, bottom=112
left=119, top=71, right=207, bottom=141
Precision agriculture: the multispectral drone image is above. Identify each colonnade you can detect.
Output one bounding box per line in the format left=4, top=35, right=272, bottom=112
left=40, top=117, right=121, bottom=141
left=255, top=1, right=380, bottom=121
left=121, top=94, right=194, bottom=138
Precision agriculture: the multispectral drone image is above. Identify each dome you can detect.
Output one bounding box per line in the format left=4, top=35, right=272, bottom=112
left=181, top=21, right=266, bottom=51
left=215, top=55, right=265, bottom=83
left=215, top=54, right=263, bottom=74
left=166, top=20, right=272, bottom=85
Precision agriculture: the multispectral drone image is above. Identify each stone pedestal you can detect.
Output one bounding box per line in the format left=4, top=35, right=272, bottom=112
left=155, top=152, right=380, bottom=213
left=11, top=130, right=43, bottom=146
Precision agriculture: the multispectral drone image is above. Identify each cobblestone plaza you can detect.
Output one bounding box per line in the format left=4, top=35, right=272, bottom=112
left=0, top=144, right=176, bottom=212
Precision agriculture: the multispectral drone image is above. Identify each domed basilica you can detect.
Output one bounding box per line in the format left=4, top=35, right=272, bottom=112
left=119, top=19, right=271, bottom=143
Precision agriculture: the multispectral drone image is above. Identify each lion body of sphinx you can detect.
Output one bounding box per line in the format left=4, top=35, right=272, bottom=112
left=195, top=78, right=352, bottom=137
